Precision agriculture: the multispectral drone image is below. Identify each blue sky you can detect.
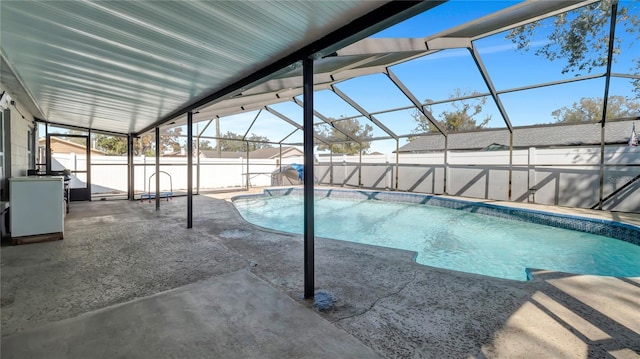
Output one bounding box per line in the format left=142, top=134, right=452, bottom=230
left=189, top=1, right=639, bottom=154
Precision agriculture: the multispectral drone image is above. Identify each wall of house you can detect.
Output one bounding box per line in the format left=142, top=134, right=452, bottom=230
left=0, top=88, right=36, bottom=197
left=42, top=139, right=104, bottom=156
left=1, top=87, right=37, bottom=238
left=9, top=105, right=35, bottom=178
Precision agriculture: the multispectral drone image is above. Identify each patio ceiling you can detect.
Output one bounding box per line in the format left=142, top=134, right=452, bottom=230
left=1, top=0, right=598, bottom=137
left=0, top=1, right=438, bottom=135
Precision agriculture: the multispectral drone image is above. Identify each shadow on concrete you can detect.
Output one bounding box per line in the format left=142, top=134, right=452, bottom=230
left=1, top=195, right=638, bottom=358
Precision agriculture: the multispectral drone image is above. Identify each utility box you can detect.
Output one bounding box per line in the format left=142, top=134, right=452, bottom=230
left=9, top=176, right=64, bottom=244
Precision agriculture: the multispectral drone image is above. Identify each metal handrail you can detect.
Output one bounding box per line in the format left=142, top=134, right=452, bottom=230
left=144, top=171, right=173, bottom=202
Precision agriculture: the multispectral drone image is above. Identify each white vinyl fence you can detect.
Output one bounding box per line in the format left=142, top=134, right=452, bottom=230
left=316, top=146, right=640, bottom=213
left=53, top=146, right=639, bottom=212
left=54, top=154, right=305, bottom=195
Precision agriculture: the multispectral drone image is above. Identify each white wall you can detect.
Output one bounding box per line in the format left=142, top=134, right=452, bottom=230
left=1, top=89, right=36, bottom=180
left=57, top=155, right=305, bottom=194
left=51, top=146, right=639, bottom=212
left=318, top=147, right=640, bottom=213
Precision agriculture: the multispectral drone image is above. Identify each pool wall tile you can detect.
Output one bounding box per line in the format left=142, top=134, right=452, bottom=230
left=250, top=187, right=640, bottom=246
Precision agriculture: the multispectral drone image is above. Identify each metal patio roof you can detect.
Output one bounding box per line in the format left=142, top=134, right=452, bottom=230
left=0, top=0, right=598, bottom=137
left=0, top=1, right=437, bottom=134
left=186, top=0, right=597, bottom=133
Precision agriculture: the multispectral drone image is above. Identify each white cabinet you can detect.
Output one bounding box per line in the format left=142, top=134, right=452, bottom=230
left=9, top=177, right=64, bottom=242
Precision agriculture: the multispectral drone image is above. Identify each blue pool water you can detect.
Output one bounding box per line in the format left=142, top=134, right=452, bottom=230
left=233, top=195, right=640, bottom=281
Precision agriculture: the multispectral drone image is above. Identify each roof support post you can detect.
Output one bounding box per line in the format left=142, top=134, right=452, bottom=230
left=127, top=134, right=135, bottom=200
left=45, top=123, right=51, bottom=174
left=468, top=44, right=513, bottom=132
left=86, top=128, right=92, bottom=200
left=187, top=111, right=193, bottom=229
left=444, top=135, right=448, bottom=195
left=279, top=144, right=283, bottom=182
left=329, top=145, right=334, bottom=185
left=395, top=139, right=399, bottom=190
left=303, top=57, right=315, bottom=300
left=246, top=142, right=250, bottom=190
left=197, top=118, right=212, bottom=192
left=599, top=0, right=618, bottom=210
left=358, top=147, right=363, bottom=188
left=215, top=117, right=222, bottom=158
left=508, top=132, right=513, bottom=201
left=155, top=127, right=160, bottom=211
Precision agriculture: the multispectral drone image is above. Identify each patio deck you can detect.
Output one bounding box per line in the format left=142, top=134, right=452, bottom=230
left=1, top=193, right=638, bottom=358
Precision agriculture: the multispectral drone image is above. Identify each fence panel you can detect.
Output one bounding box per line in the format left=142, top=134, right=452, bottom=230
left=52, top=146, right=639, bottom=212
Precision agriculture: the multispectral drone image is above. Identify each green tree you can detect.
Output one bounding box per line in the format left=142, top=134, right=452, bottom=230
left=216, top=132, right=273, bottom=152
left=161, top=127, right=182, bottom=153
left=134, top=132, right=182, bottom=157
left=199, top=140, right=213, bottom=150
left=412, top=90, right=491, bottom=135
left=94, top=134, right=127, bottom=155
left=133, top=128, right=183, bottom=156
left=316, top=118, right=373, bottom=155
left=552, top=96, right=640, bottom=122
left=217, top=131, right=244, bottom=152
left=506, top=1, right=640, bottom=95
left=135, top=134, right=155, bottom=157
left=246, top=134, right=273, bottom=151
left=89, top=127, right=198, bottom=156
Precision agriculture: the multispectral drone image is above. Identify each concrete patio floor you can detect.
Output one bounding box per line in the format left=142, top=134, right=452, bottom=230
left=1, top=192, right=639, bottom=358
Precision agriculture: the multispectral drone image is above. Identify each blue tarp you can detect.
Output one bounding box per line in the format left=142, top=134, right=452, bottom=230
left=289, top=164, right=304, bottom=180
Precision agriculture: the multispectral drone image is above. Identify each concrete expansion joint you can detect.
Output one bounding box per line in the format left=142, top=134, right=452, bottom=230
left=333, top=272, right=418, bottom=324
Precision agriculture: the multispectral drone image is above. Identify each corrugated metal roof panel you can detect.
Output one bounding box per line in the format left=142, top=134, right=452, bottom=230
left=1, top=1, right=393, bottom=133
left=1, top=0, right=604, bottom=137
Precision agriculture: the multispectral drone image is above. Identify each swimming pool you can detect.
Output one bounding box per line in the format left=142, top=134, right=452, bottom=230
left=232, top=189, right=640, bottom=281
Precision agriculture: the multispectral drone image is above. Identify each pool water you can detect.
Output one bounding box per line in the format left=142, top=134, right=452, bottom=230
left=233, top=195, right=640, bottom=281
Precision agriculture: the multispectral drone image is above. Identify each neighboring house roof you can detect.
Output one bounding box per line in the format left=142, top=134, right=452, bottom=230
left=38, top=137, right=107, bottom=156
left=249, top=146, right=303, bottom=159
left=397, top=119, right=639, bottom=153
left=198, top=146, right=302, bottom=159
left=199, top=150, right=245, bottom=158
